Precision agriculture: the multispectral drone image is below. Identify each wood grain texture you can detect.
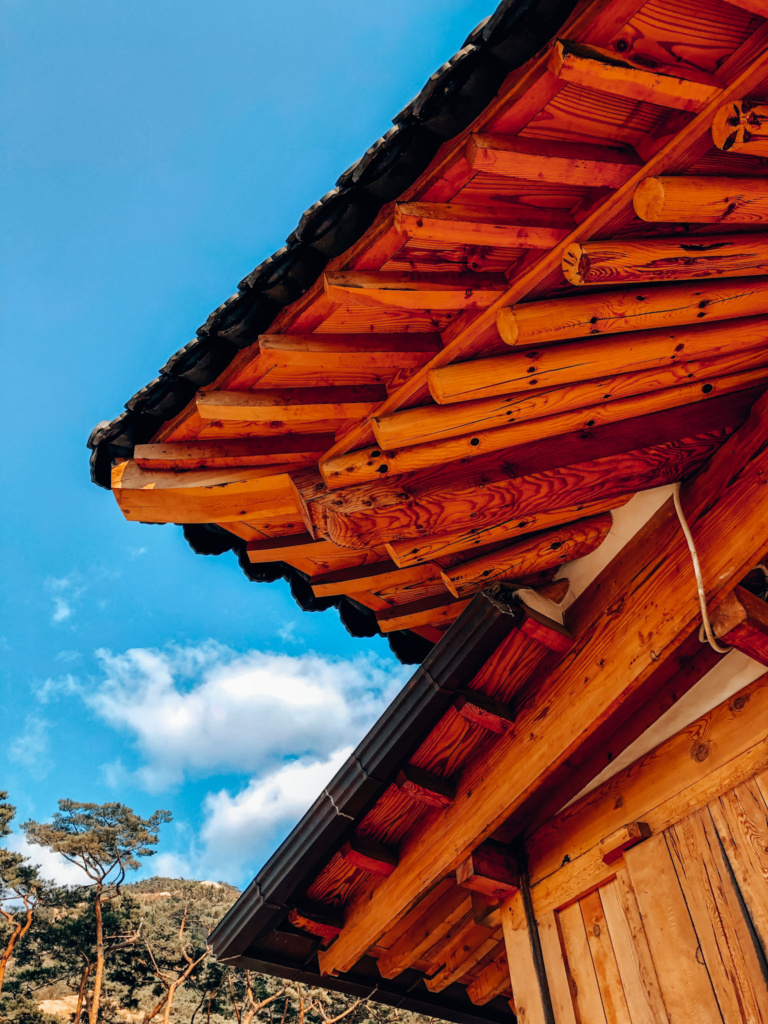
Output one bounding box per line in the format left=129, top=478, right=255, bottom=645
left=376, top=885, right=470, bottom=979
left=497, top=276, right=768, bottom=347
left=712, top=100, right=768, bottom=155
left=375, top=593, right=470, bottom=633
left=318, top=390, right=768, bottom=977
left=501, top=893, right=548, bottom=1024
left=557, top=901, right=608, bottom=1024
left=624, top=835, right=722, bottom=1023
left=710, top=585, right=768, bottom=665
left=327, top=366, right=768, bottom=486
left=563, top=232, right=768, bottom=286
left=395, top=202, right=572, bottom=249
left=111, top=461, right=311, bottom=528
left=440, top=515, right=612, bottom=599
left=323, top=431, right=732, bottom=550
left=634, top=176, right=768, bottom=224
left=709, top=780, right=768, bottom=955
left=549, top=39, right=721, bottom=112
left=537, top=911, right=577, bottom=1024
left=580, top=889, right=632, bottom=1024
left=666, top=806, right=768, bottom=1021
left=467, top=134, right=642, bottom=187
left=429, top=314, right=768, bottom=404
left=133, top=434, right=334, bottom=471
left=197, top=386, right=385, bottom=425
left=599, top=873, right=669, bottom=1024
left=386, top=496, right=623, bottom=567
left=527, top=673, right=768, bottom=888
left=324, top=271, right=508, bottom=311
left=465, top=947, right=511, bottom=1006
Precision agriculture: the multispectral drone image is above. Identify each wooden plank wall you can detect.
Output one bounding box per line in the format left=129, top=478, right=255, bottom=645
left=514, top=673, right=768, bottom=1024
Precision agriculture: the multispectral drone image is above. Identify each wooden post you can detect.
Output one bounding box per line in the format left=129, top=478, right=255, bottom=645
left=501, top=891, right=553, bottom=1024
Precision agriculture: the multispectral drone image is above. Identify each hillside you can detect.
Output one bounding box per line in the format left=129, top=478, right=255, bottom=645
left=1, top=878, right=434, bottom=1024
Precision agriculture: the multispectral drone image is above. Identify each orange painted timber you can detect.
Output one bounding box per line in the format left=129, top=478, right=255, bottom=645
left=466, top=134, right=641, bottom=188
left=440, top=515, right=613, bottom=599
left=496, top=277, right=768, bottom=347
left=386, top=496, right=625, bottom=568
left=429, top=316, right=768, bottom=405
left=562, top=233, right=768, bottom=286
left=111, top=461, right=311, bottom=528
left=324, top=271, right=508, bottom=311
left=322, top=364, right=768, bottom=487
left=394, top=201, right=573, bottom=249
left=548, top=39, right=721, bottom=112
left=633, top=176, right=768, bottom=224
left=712, top=100, right=768, bottom=155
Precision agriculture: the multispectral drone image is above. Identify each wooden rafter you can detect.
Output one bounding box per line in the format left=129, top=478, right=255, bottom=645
left=317, top=388, right=768, bottom=976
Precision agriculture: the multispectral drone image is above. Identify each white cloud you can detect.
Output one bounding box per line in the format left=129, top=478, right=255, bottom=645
left=5, top=833, right=91, bottom=887
left=8, top=716, right=52, bottom=778
left=86, top=642, right=407, bottom=791
left=199, top=748, right=352, bottom=880
left=35, top=672, right=82, bottom=704
left=45, top=573, right=85, bottom=625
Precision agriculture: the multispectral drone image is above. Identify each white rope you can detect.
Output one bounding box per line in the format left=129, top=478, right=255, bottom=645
left=672, top=482, right=730, bottom=655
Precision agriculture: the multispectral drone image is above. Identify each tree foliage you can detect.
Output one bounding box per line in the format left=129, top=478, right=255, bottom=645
left=0, top=793, right=48, bottom=998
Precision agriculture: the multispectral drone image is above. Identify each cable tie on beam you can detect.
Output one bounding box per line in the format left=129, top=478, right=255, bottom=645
left=673, top=482, right=730, bottom=655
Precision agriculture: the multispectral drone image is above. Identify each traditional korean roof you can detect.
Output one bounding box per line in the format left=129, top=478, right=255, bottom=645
left=89, top=0, right=768, bottom=1013
left=88, top=0, right=768, bottom=655
left=87, top=0, right=581, bottom=662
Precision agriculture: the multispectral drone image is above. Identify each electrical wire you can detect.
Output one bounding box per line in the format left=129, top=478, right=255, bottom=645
left=672, top=481, right=731, bottom=655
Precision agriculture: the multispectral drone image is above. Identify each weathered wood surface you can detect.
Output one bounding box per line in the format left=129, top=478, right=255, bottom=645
left=563, top=232, right=768, bottom=286
left=394, top=202, right=572, bottom=249
left=467, top=134, right=642, bottom=187
left=501, top=892, right=548, bottom=1024
left=625, top=835, right=722, bottom=1022
left=317, top=390, right=768, bottom=977
left=429, top=315, right=768, bottom=404
left=527, top=670, right=768, bottom=889
left=712, top=99, right=768, bottom=155
left=549, top=38, right=721, bottom=112
left=634, top=175, right=768, bottom=223
left=710, top=584, right=768, bottom=665
left=496, top=277, right=768, bottom=347
left=322, top=430, right=733, bottom=550
left=666, top=808, right=768, bottom=1021
left=440, top=515, right=612, bottom=599
left=323, top=366, right=768, bottom=486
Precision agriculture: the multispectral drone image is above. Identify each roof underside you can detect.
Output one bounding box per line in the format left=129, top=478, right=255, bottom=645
left=88, top=0, right=768, bottom=653
left=90, top=0, right=768, bottom=1012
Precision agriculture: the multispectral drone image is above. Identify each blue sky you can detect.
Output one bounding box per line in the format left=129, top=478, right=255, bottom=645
left=1, top=0, right=492, bottom=888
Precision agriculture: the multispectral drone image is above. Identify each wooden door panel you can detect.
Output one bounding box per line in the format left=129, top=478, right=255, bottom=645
left=666, top=806, right=768, bottom=1022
